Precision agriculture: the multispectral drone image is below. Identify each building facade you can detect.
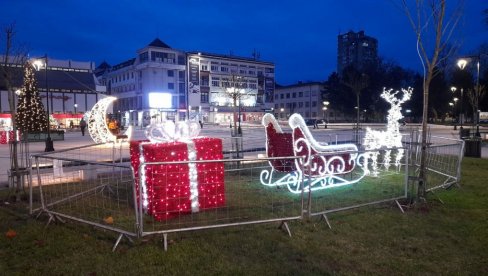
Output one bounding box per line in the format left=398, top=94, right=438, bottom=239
left=0, top=56, right=105, bottom=129
left=97, top=39, right=187, bottom=127
left=186, top=52, right=275, bottom=124
left=274, top=82, right=327, bottom=120
left=337, top=30, right=378, bottom=74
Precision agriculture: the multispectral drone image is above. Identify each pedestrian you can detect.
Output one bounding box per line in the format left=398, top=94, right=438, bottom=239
left=69, top=120, right=74, bottom=129
left=199, top=120, right=203, bottom=128
left=80, top=118, right=87, bottom=136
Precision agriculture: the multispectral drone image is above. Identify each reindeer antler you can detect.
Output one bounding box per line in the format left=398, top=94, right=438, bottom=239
left=381, top=87, right=413, bottom=106
left=398, top=87, right=413, bottom=104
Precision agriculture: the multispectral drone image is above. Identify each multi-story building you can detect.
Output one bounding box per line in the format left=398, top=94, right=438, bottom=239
left=97, top=38, right=187, bottom=127
left=186, top=52, right=275, bottom=124
left=337, top=30, right=378, bottom=74
left=0, top=56, right=105, bottom=128
left=274, top=82, right=327, bottom=120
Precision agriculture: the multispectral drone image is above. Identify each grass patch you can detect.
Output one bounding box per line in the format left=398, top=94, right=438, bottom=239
left=1, top=158, right=488, bottom=274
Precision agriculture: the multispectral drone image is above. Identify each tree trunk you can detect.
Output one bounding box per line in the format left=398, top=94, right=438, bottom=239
left=417, top=67, right=434, bottom=201
left=2, top=28, right=21, bottom=201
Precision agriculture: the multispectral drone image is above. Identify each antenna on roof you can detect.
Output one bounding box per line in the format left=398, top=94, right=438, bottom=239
left=252, top=49, right=260, bottom=60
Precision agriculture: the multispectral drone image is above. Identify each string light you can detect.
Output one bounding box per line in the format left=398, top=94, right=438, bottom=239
left=15, top=62, right=49, bottom=132
left=87, top=96, right=132, bottom=144
left=130, top=120, right=224, bottom=221
left=260, top=113, right=368, bottom=193
left=363, top=87, right=412, bottom=175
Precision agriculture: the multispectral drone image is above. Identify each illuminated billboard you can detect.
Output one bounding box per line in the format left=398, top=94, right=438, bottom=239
left=148, top=92, right=173, bottom=109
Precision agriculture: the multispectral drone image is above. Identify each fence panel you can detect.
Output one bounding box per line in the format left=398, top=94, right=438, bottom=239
left=137, top=157, right=304, bottom=238
left=304, top=148, right=409, bottom=219
left=30, top=143, right=137, bottom=237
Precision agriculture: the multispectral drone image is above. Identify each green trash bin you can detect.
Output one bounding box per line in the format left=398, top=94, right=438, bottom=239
left=464, top=138, right=481, bottom=158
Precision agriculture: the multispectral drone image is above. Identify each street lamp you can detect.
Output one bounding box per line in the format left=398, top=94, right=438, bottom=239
left=74, top=103, right=78, bottom=114
left=455, top=61, right=466, bottom=131
left=457, top=54, right=486, bottom=137
left=32, top=55, right=54, bottom=152
left=322, top=101, right=329, bottom=122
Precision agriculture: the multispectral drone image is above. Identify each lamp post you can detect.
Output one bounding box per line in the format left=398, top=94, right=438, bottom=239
left=33, top=55, right=54, bottom=152
left=451, top=87, right=457, bottom=130
left=74, top=103, right=78, bottom=114
left=457, top=54, right=486, bottom=137
left=322, top=101, right=329, bottom=122
left=456, top=60, right=467, bottom=132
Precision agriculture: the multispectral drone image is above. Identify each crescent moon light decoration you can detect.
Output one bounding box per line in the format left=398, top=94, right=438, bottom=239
left=88, top=96, right=132, bottom=144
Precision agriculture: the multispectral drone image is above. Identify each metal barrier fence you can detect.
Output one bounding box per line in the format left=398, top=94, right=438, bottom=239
left=27, top=130, right=464, bottom=251
left=304, top=149, right=410, bottom=225
left=407, top=135, right=464, bottom=191
left=29, top=141, right=415, bottom=251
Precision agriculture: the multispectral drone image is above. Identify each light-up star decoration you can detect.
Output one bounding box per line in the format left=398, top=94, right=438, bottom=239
left=363, top=87, right=413, bottom=175
left=87, top=96, right=132, bottom=143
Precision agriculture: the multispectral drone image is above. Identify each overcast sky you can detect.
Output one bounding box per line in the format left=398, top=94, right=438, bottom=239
left=1, top=0, right=486, bottom=85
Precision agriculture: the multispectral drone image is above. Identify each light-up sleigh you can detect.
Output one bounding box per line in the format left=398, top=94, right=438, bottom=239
left=260, top=114, right=368, bottom=194
left=260, top=114, right=302, bottom=191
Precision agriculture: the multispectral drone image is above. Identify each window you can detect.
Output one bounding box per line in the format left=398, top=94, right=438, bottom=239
left=178, top=55, right=185, bottom=65
left=201, top=91, right=209, bottom=103
left=248, top=70, right=255, bottom=75
left=305, top=102, right=309, bottom=107
left=292, top=92, right=296, bottom=98
left=220, top=66, right=229, bottom=72
left=211, top=80, right=219, bottom=87
left=312, top=101, right=317, bottom=107
left=211, top=65, right=218, bottom=71
left=201, top=64, right=208, bottom=71
left=280, top=103, right=284, bottom=108
left=312, top=112, right=317, bottom=117
left=298, top=92, right=303, bottom=97
left=167, top=70, right=174, bottom=77
left=280, top=94, right=284, bottom=99
left=275, top=104, right=278, bottom=109
left=298, top=102, right=303, bottom=108
left=139, top=52, right=149, bottom=63
left=168, top=83, right=174, bottom=90
left=249, top=83, right=257, bottom=89
left=275, top=94, right=278, bottom=99
left=286, top=93, right=290, bottom=99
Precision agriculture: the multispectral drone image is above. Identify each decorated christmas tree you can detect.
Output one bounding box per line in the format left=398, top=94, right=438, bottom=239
left=15, top=62, right=49, bottom=132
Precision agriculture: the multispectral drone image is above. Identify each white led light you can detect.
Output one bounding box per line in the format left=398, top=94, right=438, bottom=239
left=363, top=87, right=413, bottom=175
left=260, top=113, right=369, bottom=194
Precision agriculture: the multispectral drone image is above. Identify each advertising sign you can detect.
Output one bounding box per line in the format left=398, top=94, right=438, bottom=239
left=189, top=57, right=200, bottom=93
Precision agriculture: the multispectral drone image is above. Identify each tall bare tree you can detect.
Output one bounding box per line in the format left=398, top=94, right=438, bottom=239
left=0, top=23, right=28, bottom=201
left=467, top=85, right=486, bottom=123
left=221, top=74, right=252, bottom=134
left=342, top=66, right=369, bottom=130
left=401, top=0, right=462, bottom=200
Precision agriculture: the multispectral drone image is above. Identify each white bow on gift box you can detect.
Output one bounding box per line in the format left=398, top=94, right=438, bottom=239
left=145, top=120, right=201, bottom=142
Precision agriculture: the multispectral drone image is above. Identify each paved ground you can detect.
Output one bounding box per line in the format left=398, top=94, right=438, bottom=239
left=1, top=123, right=486, bottom=186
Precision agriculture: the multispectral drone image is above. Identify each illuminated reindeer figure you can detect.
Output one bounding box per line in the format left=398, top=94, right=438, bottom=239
left=363, top=87, right=412, bottom=175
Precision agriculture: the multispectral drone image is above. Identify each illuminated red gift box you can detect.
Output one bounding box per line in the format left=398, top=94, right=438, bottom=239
left=0, top=130, right=19, bottom=144
left=130, top=137, right=225, bottom=221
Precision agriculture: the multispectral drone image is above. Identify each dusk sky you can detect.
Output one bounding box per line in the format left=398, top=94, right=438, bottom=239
left=1, top=0, right=486, bottom=85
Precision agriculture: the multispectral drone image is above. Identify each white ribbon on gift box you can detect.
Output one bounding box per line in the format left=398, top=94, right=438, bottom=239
left=142, top=121, right=201, bottom=213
